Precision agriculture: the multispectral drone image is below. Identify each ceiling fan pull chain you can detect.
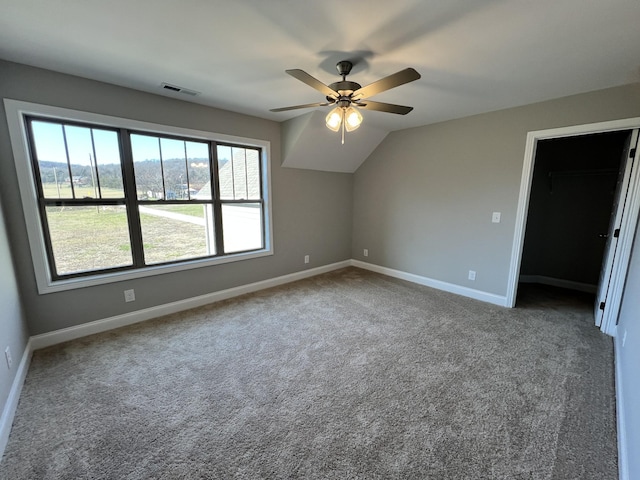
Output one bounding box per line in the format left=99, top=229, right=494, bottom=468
left=341, top=109, right=345, bottom=145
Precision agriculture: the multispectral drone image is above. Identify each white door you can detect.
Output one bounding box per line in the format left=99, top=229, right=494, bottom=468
left=594, top=129, right=639, bottom=328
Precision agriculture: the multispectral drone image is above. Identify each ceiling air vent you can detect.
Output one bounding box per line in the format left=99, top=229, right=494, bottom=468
left=161, top=82, right=200, bottom=96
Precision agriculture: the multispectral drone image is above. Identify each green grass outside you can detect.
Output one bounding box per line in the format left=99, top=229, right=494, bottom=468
left=46, top=205, right=209, bottom=275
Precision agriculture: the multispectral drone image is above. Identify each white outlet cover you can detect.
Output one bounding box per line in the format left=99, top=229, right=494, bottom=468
left=468, top=270, right=476, bottom=281
left=492, top=212, right=501, bottom=223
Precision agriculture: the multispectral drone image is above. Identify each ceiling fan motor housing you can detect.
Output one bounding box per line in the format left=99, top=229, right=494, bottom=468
left=336, top=60, right=353, bottom=77
left=326, top=80, right=362, bottom=103
left=330, top=61, right=361, bottom=100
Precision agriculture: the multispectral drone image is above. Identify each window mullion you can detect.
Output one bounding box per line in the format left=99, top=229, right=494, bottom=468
left=38, top=198, right=61, bottom=279
left=89, top=129, right=102, bottom=199
left=158, top=137, right=166, bottom=200
left=183, top=142, right=191, bottom=200
left=120, top=129, right=145, bottom=267
left=211, top=142, right=225, bottom=254
left=243, top=148, right=248, bottom=199
left=61, top=125, right=76, bottom=199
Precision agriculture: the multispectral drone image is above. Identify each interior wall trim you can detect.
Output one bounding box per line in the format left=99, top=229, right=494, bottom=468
left=507, top=117, right=640, bottom=314
left=0, top=338, right=33, bottom=460
left=1, top=259, right=511, bottom=460
left=30, top=260, right=351, bottom=351
left=29, top=259, right=511, bottom=352
left=1, top=260, right=624, bottom=468
left=351, top=260, right=509, bottom=307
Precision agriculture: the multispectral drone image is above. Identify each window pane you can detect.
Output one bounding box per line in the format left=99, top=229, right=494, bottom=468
left=65, top=125, right=100, bottom=199
left=217, top=146, right=261, bottom=201
left=160, top=138, right=188, bottom=200
left=187, top=142, right=211, bottom=200
left=222, top=203, right=263, bottom=253
left=246, top=149, right=261, bottom=200
left=217, top=145, right=233, bottom=200
left=139, top=204, right=216, bottom=264
left=131, top=134, right=163, bottom=200
left=93, top=129, right=124, bottom=198
left=45, top=205, right=132, bottom=276
left=31, top=121, right=124, bottom=200
left=31, top=121, right=73, bottom=199
left=232, top=147, right=248, bottom=199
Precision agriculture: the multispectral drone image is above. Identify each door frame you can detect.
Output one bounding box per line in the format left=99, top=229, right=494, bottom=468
left=506, top=117, right=640, bottom=335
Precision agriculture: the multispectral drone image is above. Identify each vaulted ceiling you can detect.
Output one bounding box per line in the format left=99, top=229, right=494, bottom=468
left=2, top=0, right=640, bottom=172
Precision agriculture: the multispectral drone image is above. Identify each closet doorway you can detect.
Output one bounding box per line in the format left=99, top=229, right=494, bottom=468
left=507, top=119, right=640, bottom=335
left=519, top=131, right=629, bottom=292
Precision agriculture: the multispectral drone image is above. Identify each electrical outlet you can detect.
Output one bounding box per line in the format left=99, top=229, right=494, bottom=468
left=124, top=289, right=136, bottom=302
left=492, top=212, right=501, bottom=223
left=4, top=346, right=12, bottom=370
left=468, top=270, right=476, bottom=281
left=304, top=255, right=310, bottom=264
left=363, top=249, right=368, bottom=257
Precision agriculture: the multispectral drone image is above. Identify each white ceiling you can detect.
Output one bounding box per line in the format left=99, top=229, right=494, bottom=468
left=1, top=0, right=640, bottom=167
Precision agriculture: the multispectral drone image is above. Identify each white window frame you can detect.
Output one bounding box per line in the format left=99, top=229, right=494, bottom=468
left=4, top=99, right=273, bottom=294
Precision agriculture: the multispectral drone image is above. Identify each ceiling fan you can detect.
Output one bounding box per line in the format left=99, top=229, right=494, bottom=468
left=271, top=60, right=421, bottom=143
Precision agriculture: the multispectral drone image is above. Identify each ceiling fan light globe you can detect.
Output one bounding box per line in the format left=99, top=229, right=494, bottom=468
left=325, top=107, right=343, bottom=132
left=344, top=106, right=363, bottom=132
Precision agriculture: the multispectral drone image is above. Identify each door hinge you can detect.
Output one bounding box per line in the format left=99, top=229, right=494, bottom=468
left=630, top=147, right=636, bottom=158
left=599, top=301, right=606, bottom=311
left=614, top=228, right=620, bottom=238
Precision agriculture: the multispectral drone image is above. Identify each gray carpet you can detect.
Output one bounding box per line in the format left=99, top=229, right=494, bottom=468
left=0, top=268, right=617, bottom=479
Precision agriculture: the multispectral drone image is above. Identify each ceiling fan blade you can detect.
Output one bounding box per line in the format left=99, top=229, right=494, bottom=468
left=356, top=100, right=413, bottom=115
left=352, top=68, right=421, bottom=99
left=270, top=102, right=332, bottom=112
left=286, top=69, right=338, bottom=98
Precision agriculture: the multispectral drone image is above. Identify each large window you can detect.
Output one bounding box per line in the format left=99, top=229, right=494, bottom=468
left=6, top=100, right=271, bottom=293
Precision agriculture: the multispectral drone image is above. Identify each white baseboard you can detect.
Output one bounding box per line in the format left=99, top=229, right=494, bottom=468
left=351, top=260, right=509, bottom=307
left=614, top=330, right=629, bottom=480
left=0, top=260, right=624, bottom=473
left=519, top=275, right=597, bottom=294
left=30, top=260, right=351, bottom=350
left=0, top=259, right=509, bottom=460
left=30, top=259, right=510, bottom=350
left=0, top=338, right=33, bottom=460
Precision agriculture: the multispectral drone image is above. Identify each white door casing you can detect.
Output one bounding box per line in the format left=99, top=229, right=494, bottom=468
left=507, top=118, right=640, bottom=336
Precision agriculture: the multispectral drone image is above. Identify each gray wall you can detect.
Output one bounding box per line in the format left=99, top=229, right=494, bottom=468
left=521, top=131, right=628, bottom=285
left=616, top=212, right=640, bottom=479
left=0, top=195, right=29, bottom=432
left=352, top=83, right=640, bottom=297
left=0, top=60, right=353, bottom=335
